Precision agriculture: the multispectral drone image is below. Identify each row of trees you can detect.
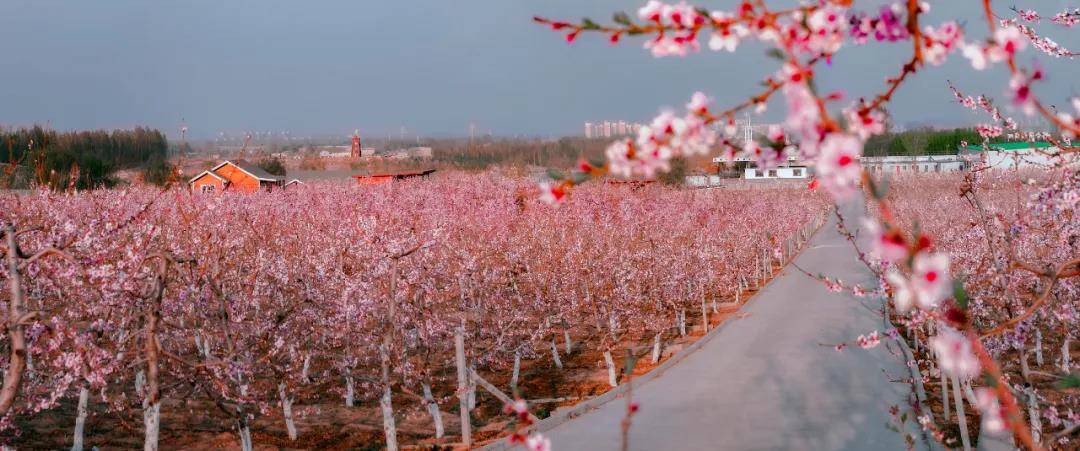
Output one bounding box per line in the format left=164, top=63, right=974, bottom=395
left=862, top=128, right=1007, bottom=157
left=0, top=126, right=169, bottom=189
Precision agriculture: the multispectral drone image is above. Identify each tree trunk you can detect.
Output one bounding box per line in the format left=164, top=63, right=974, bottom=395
left=71, top=385, right=89, bottom=451
left=0, top=225, right=29, bottom=418
left=564, top=331, right=572, bottom=354
left=236, top=420, right=252, bottom=451
left=345, top=372, right=355, bottom=407
left=380, top=385, right=398, bottom=451
left=1025, top=386, right=1041, bottom=444
left=302, top=355, right=311, bottom=383
left=467, top=364, right=477, bottom=410
left=1035, top=329, right=1043, bottom=366
left=951, top=375, right=971, bottom=451
left=700, top=299, right=709, bottom=333
left=603, top=351, right=618, bottom=387
left=677, top=310, right=686, bottom=337
left=651, top=334, right=662, bottom=364
left=550, top=340, right=563, bottom=370
left=143, top=399, right=161, bottom=451
left=510, top=353, right=520, bottom=392
left=1062, top=337, right=1071, bottom=372
left=422, top=383, right=444, bottom=439
left=278, top=383, right=297, bottom=441
left=940, top=367, right=950, bottom=421
left=454, top=329, right=471, bottom=447
left=136, top=370, right=145, bottom=396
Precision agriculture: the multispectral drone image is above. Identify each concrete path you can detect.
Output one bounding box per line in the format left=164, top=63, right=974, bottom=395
left=544, top=200, right=918, bottom=450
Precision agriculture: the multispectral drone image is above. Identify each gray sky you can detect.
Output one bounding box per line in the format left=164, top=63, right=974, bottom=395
left=0, top=0, right=1075, bottom=139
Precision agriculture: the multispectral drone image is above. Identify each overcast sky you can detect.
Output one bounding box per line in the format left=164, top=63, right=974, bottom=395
left=0, top=0, right=1075, bottom=139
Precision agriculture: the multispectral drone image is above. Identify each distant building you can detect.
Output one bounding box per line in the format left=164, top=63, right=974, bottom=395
left=958, top=141, right=1068, bottom=169
left=188, top=160, right=285, bottom=193
left=585, top=122, right=594, bottom=138
left=283, top=179, right=304, bottom=189
left=860, top=155, right=969, bottom=173
left=350, top=133, right=363, bottom=158
left=744, top=166, right=810, bottom=179
left=352, top=169, right=436, bottom=185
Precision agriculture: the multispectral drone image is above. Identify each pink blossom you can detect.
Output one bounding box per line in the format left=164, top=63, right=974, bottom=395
left=539, top=182, right=566, bottom=205
left=929, top=327, right=980, bottom=379
left=862, top=218, right=908, bottom=263
left=992, top=25, right=1027, bottom=59
left=686, top=91, right=710, bottom=114
left=707, top=12, right=748, bottom=52
left=526, top=434, right=552, bottom=451
left=911, top=252, right=951, bottom=309
left=815, top=133, right=863, bottom=201
left=886, top=269, right=916, bottom=312
left=922, top=21, right=963, bottom=66
left=975, top=388, right=1006, bottom=433
left=844, top=106, right=886, bottom=140
left=857, top=331, right=881, bottom=349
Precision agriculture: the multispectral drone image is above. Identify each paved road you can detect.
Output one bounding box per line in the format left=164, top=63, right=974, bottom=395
left=545, top=200, right=919, bottom=450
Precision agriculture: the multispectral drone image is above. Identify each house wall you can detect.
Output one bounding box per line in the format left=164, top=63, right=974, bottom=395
left=743, top=166, right=809, bottom=179
left=214, top=164, right=262, bottom=192
left=191, top=175, right=224, bottom=193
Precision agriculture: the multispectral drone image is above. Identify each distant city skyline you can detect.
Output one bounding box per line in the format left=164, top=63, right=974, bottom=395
left=0, top=1, right=1075, bottom=139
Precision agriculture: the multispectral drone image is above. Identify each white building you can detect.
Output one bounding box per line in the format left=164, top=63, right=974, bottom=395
left=959, top=141, right=1070, bottom=169
left=744, top=166, right=810, bottom=179
left=585, top=122, right=594, bottom=138
left=860, top=155, right=968, bottom=174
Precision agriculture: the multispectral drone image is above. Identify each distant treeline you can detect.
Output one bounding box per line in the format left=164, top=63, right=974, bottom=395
left=347, top=137, right=614, bottom=175
left=863, top=127, right=1005, bottom=157
left=0, top=126, right=168, bottom=189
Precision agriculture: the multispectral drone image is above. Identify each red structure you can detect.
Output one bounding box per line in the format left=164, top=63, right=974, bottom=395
left=350, top=133, right=362, bottom=158
left=352, top=169, right=436, bottom=185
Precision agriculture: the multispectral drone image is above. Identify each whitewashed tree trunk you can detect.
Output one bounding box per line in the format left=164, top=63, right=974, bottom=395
left=422, top=383, right=444, bottom=439
left=510, top=353, right=520, bottom=392
left=550, top=340, right=563, bottom=370
left=603, top=351, right=617, bottom=387
left=71, top=385, right=89, bottom=451
left=963, top=381, right=978, bottom=408
left=1035, top=329, right=1044, bottom=366
left=143, top=399, right=160, bottom=451
left=677, top=310, right=686, bottom=337
left=302, top=355, right=311, bottom=383
left=454, top=329, right=471, bottom=447
left=278, top=383, right=297, bottom=441
left=1025, top=386, right=1041, bottom=444
left=700, top=299, right=709, bottom=333
left=135, top=370, right=145, bottom=397
left=467, top=364, right=476, bottom=410
left=237, top=421, right=253, bottom=451
left=345, top=372, right=355, bottom=407
left=1062, top=337, right=1071, bottom=372
left=940, top=368, right=950, bottom=420
left=651, top=334, right=662, bottom=364
left=951, top=376, right=971, bottom=451
left=380, top=385, right=398, bottom=451
left=564, top=331, right=572, bottom=354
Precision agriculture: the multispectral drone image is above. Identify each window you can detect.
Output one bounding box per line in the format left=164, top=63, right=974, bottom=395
left=792, top=168, right=802, bottom=176
left=767, top=169, right=777, bottom=177
left=754, top=169, right=764, bottom=177
left=200, top=184, right=216, bottom=193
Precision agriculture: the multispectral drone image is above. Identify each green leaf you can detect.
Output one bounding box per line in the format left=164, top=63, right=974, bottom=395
left=766, top=48, right=786, bottom=60
left=613, top=12, right=632, bottom=26
left=1058, top=373, right=1080, bottom=389
left=952, top=277, right=968, bottom=309
left=623, top=349, right=639, bottom=375
left=582, top=18, right=601, bottom=30
left=546, top=168, right=565, bottom=181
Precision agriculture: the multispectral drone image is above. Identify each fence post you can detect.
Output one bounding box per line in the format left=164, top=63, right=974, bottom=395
left=455, top=328, right=471, bottom=447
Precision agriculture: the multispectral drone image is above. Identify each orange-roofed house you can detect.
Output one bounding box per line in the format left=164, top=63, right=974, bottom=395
left=352, top=169, right=436, bottom=185
left=188, top=160, right=286, bottom=193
